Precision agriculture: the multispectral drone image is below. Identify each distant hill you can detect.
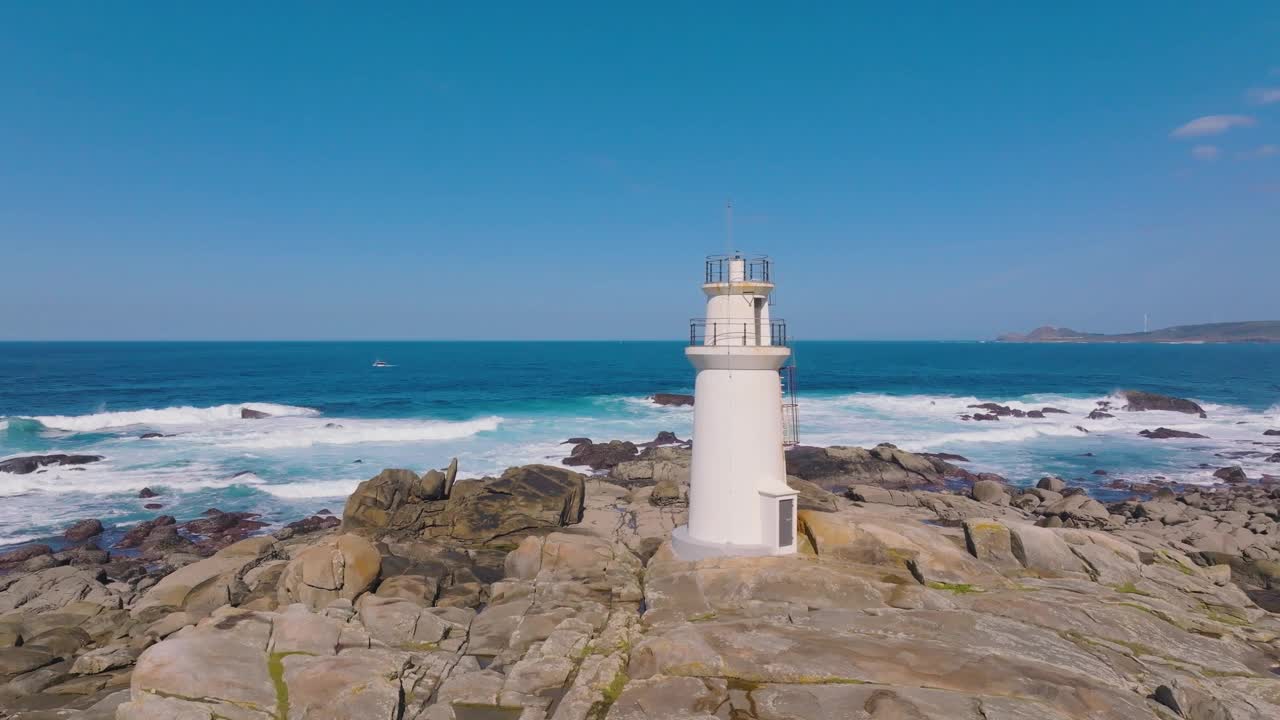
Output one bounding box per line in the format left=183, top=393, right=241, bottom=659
left=996, top=321, right=1280, bottom=344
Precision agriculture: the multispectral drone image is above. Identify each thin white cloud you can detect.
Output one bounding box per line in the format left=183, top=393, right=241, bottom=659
left=1248, top=87, right=1280, bottom=105
left=1191, top=145, right=1220, bottom=161
left=1169, top=115, right=1257, bottom=138
left=1250, top=144, right=1279, bottom=158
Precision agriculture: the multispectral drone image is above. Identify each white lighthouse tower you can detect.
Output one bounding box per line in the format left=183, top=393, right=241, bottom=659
left=672, top=253, right=799, bottom=559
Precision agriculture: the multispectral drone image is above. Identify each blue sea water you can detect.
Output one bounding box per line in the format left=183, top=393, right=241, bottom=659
left=2, top=341, right=1279, bottom=548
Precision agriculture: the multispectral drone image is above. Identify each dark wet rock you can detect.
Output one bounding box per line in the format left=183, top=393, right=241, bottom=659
left=1139, top=427, right=1209, bottom=440
left=448, top=465, right=586, bottom=543
left=114, top=515, right=183, bottom=555
left=63, top=519, right=104, bottom=543
left=144, top=503, right=163, bottom=510
left=923, top=452, right=970, bottom=463
left=563, top=439, right=638, bottom=471
left=1092, top=469, right=1108, bottom=476
left=324, top=422, right=343, bottom=429
left=786, top=444, right=976, bottom=492
left=1266, top=429, right=1280, bottom=437
left=1216, top=450, right=1268, bottom=459
left=1040, top=407, right=1069, bottom=414
left=1267, top=453, right=1280, bottom=463
left=0, top=544, right=52, bottom=565
left=182, top=511, right=267, bottom=547
left=317, top=508, right=332, bottom=515
left=967, top=402, right=1026, bottom=418
left=1213, top=466, right=1248, bottom=484
left=646, top=431, right=684, bottom=446
left=342, top=461, right=584, bottom=546
left=562, top=437, right=591, bottom=445
left=139, top=432, right=166, bottom=439
left=285, top=514, right=341, bottom=534
left=651, top=393, right=694, bottom=407
left=53, top=542, right=109, bottom=565
left=1120, top=390, right=1207, bottom=418
left=240, top=407, right=271, bottom=419
left=971, top=413, right=999, bottom=421
left=1152, top=685, right=1182, bottom=716
left=1075, top=426, right=1090, bottom=434
left=1086, top=410, right=1113, bottom=420
left=137, top=487, right=159, bottom=498
left=1026, top=410, right=1045, bottom=418
left=0, top=454, right=104, bottom=475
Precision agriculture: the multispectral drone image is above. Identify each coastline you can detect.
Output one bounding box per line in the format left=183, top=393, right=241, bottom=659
left=3, top=439, right=1279, bottom=717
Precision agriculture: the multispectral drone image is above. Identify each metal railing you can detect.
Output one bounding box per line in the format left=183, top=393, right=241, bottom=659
left=781, top=365, right=799, bottom=446
left=689, top=318, right=788, bottom=347
left=704, top=254, right=772, bottom=284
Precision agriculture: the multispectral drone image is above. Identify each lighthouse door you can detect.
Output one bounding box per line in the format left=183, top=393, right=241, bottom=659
left=778, top=498, right=794, bottom=547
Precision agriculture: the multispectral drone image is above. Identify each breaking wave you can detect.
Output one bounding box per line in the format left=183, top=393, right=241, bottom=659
left=200, top=416, right=504, bottom=450
left=31, top=403, right=320, bottom=432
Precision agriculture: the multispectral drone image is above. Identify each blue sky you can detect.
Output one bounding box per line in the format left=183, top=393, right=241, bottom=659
left=1, top=2, right=1277, bottom=340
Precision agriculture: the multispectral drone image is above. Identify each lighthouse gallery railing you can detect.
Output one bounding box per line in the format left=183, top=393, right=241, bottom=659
left=689, top=318, right=788, bottom=347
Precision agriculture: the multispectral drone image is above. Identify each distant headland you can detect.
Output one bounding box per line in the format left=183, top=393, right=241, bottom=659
left=996, top=320, right=1280, bottom=344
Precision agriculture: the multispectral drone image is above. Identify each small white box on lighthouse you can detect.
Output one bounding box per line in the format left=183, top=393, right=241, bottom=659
left=672, top=254, right=799, bottom=560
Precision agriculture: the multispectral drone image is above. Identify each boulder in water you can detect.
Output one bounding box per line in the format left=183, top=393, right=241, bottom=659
left=63, top=519, right=104, bottom=543
left=651, top=393, right=694, bottom=407
left=239, top=407, right=270, bottom=419
left=1120, top=390, right=1207, bottom=418
left=1139, top=427, right=1209, bottom=440
left=1213, top=466, right=1248, bottom=484
left=0, top=454, right=103, bottom=475
left=138, top=487, right=158, bottom=498
left=563, top=439, right=638, bottom=471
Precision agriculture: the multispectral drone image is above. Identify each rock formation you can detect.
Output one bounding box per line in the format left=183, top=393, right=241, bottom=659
left=650, top=393, right=694, bottom=406
left=1121, top=390, right=1209, bottom=418
left=0, top=454, right=103, bottom=475
left=1, top=453, right=1279, bottom=719
left=1140, top=427, right=1211, bottom=439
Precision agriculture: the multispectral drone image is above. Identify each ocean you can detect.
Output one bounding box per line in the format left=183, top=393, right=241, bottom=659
left=2, top=341, right=1279, bottom=548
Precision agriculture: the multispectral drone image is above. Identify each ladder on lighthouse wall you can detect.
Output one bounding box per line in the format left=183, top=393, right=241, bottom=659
left=780, top=365, right=799, bottom=447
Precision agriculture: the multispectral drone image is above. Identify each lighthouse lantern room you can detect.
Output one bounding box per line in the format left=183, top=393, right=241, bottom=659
left=672, top=254, right=799, bottom=560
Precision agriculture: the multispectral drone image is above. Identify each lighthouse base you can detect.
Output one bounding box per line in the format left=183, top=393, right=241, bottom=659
left=671, top=525, right=797, bottom=561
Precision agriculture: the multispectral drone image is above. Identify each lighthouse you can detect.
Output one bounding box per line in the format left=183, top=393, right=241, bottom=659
left=672, top=254, right=799, bottom=560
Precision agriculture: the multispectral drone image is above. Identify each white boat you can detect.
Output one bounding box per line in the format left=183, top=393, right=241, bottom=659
left=372, top=359, right=391, bottom=368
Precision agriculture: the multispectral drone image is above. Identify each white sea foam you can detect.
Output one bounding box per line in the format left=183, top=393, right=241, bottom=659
left=0, top=420, right=8, bottom=431
left=32, top=403, right=320, bottom=432
left=187, top=416, right=504, bottom=450
left=0, top=461, right=265, bottom=498
left=0, top=532, right=43, bottom=547
left=259, top=479, right=363, bottom=499
left=4, top=389, right=1277, bottom=549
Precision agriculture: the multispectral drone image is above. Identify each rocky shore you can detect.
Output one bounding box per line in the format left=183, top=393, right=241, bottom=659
left=2, top=441, right=1280, bottom=719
